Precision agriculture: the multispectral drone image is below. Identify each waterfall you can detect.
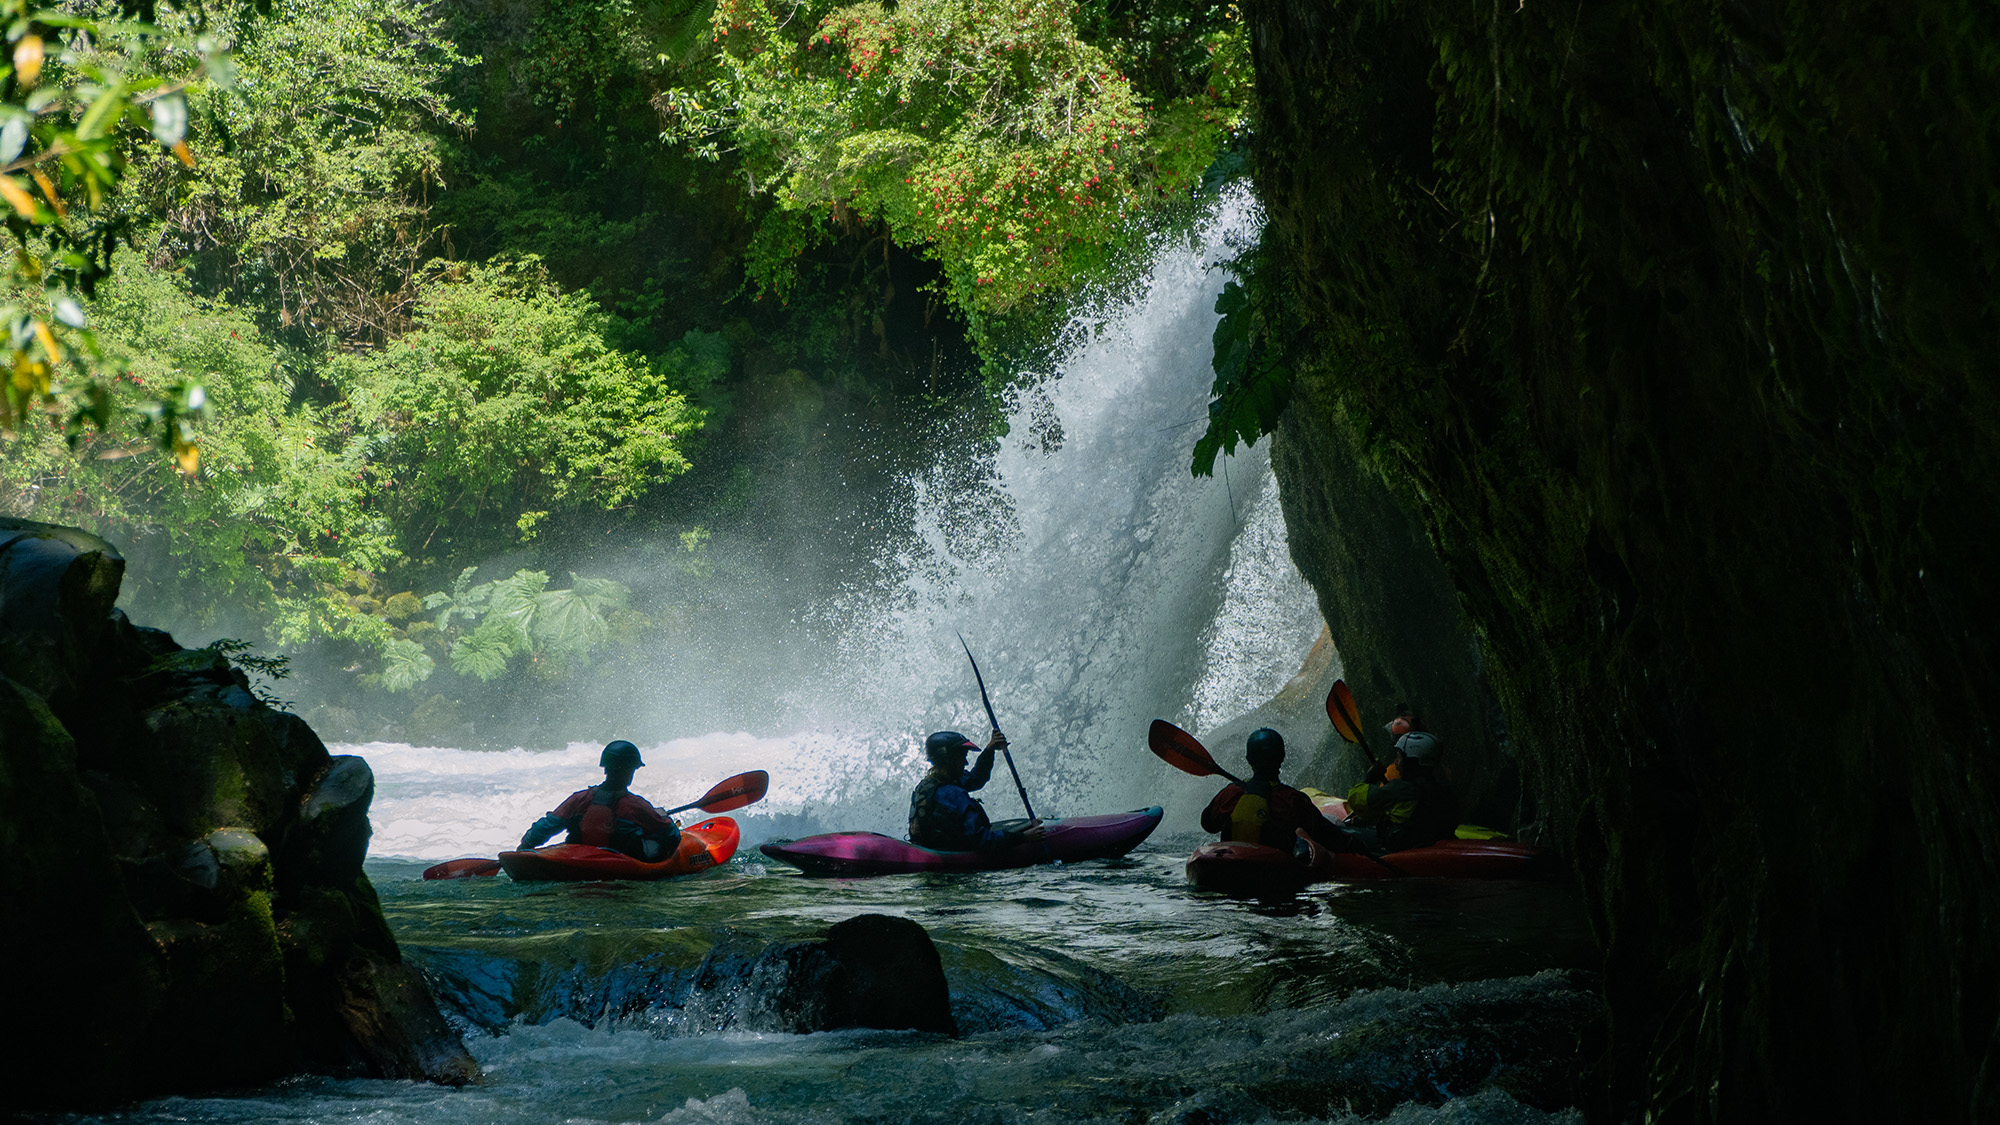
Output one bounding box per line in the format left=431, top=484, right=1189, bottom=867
left=355, top=187, right=1326, bottom=859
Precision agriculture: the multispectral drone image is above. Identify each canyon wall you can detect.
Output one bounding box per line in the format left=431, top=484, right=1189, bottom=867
left=1245, top=2, right=1999, bottom=1119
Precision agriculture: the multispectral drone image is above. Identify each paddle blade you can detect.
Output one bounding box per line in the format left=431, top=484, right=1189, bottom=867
left=696, top=769, right=769, bottom=813
left=422, top=858, right=503, bottom=880
left=1148, top=720, right=1225, bottom=778
left=1326, top=680, right=1363, bottom=744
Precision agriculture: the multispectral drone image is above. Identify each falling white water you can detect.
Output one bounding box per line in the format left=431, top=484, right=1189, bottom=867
left=356, top=188, right=1327, bottom=860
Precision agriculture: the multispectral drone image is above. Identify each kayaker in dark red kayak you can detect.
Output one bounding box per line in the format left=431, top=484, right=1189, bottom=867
left=1341, top=731, right=1462, bottom=853
left=1199, top=728, right=1352, bottom=853
left=518, top=740, right=683, bottom=861
left=908, top=730, right=1046, bottom=850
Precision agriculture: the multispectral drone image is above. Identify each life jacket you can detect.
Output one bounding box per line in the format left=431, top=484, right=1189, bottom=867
left=908, top=771, right=988, bottom=848
left=573, top=785, right=624, bottom=847
left=1227, top=790, right=1271, bottom=845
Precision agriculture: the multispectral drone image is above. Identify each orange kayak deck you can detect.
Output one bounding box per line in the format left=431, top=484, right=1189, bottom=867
left=497, top=817, right=741, bottom=882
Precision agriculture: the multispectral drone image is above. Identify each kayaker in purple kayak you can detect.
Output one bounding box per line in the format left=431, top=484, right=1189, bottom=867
left=908, top=730, right=1046, bottom=850
left=518, top=740, right=683, bottom=860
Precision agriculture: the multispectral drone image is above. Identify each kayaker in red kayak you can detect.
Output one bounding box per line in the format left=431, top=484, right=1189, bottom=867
left=518, top=740, right=683, bottom=860
left=1341, top=731, right=1462, bottom=852
left=1199, top=728, right=1352, bottom=853
left=908, top=730, right=1046, bottom=850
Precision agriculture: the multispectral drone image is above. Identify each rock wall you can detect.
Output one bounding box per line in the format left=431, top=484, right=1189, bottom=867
left=0, top=519, right=476, bottom=1111
left=1242, top=1, right=1999, bottom=1121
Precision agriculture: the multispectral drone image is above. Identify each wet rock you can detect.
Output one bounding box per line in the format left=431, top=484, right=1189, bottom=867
left=330, top=956, right=480, bottom=1087
left=747, top=914, right=956, bottom=1035
left=0, top=518, right=475, bottom=1108
left=0, top=519, right=124, bottom=712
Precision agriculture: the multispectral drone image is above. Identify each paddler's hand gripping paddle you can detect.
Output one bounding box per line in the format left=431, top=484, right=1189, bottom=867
left=958, top=632, right=1036, bottom=821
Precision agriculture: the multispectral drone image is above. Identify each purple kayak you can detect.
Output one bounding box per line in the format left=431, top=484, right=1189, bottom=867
left=759, top=807, right=1164, bottom=876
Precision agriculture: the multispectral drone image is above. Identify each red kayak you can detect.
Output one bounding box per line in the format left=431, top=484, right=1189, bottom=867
left=484, top=817, right=742, bottom=882
left=1186, top=791, right=1539, bottom=891
left=760, top=807, right=1164, bottom=876
left=1186, top=832, right=1540, bottom=891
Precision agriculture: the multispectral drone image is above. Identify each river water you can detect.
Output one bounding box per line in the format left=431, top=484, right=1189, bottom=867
left=48, top=191, right=1601, bottom=1124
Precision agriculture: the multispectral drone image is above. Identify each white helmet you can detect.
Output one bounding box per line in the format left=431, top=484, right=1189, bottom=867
left=1395, top=731, right=1441, bottom=762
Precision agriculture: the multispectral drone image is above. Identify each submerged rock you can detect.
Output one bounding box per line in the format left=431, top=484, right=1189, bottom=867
left=0, top=519, right=476, bottom=1110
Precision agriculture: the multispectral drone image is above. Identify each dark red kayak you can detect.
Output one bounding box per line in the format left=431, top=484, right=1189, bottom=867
left=1186, top=790, right=1539, bottom=890
left=760, top=807, right=1164, bottom=876
left=1186, top=832, right=1541, bottom=892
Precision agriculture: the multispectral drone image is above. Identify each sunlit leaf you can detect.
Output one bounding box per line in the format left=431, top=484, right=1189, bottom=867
left=149, top=93, right=187, bottom=146
left=12, top=35, right=42, bottom=88
left=0, top=175, right=37, bottom=218
left=0, top=114, right=27, bottom=164
left=378, top=637, right=435, bottom=692
left=450, top=616, right=525, bottom=681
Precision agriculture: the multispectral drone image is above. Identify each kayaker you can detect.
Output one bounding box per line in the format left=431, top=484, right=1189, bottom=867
left=1341, top=731, right=1462, bottom=852
left=908, top=730, right=1046, bottom=850
left=518, top=740, right=683, bottom=860
left=1199, top=728, right=1352, bottom=853
left=1368, top=705, right=1424, bottom=783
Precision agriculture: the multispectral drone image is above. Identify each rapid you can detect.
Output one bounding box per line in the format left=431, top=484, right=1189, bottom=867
left=43, top=191, right=1599, bottom=1125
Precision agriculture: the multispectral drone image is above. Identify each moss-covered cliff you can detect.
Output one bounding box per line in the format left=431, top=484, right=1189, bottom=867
left=0, top=520, right=475, bottom=1111
left=1243, top=1, right=1999, bottom=1119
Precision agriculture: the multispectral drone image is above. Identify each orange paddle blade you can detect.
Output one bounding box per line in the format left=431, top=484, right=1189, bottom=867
left=695, top=769, right=770, bottom=813
left=1326, top=680, right=1363, bottom=744
left=1148, top=719, right=1228, bottom=779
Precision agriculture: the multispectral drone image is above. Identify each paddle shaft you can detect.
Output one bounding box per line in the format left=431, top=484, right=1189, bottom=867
left=959, top=634, right=1036, bottom=821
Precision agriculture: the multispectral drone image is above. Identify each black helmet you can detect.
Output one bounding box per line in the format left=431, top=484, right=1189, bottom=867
left=924, top=731, right=976, bottom=763
left=600, top=740, right=645, bottom=770
left=1245, top=727, right=1285, bottom=769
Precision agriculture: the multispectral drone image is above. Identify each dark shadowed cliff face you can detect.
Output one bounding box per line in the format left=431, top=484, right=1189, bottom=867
left=0, top=519, right=475, bottom=1111
left=1243, top=1, right=1999, bottom=1120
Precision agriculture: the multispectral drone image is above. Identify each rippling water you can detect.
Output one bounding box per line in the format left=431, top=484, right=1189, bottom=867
left=43, top=844, right=1599, bottom=1125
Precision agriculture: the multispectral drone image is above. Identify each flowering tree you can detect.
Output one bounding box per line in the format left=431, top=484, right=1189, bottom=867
left=665, top=0, right=1248, bottom=322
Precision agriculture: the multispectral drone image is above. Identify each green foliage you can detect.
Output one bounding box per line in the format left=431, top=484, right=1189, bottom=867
left=416, top=566, right=638, bottom=686
left=375, top=637, right=434, bottom=693
left=342, top=259, right=715, bottom=561
left=1192, top=264, right=1293, bottom=476
left=668, top=0, right=1249, bottom=321
left=1, top=259, right=394, bottom=641
left=200, top=637, right=294, bottom=709
left=125, top=0, right=471, bottom=345
left=0, top=0, right=229, bottom=467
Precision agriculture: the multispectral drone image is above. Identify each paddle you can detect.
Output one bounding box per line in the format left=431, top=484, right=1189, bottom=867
left=1147, top=719, right=1243, bottom=783
left=958, top=633, right=1037, bottom=821
left=1148, top=718, right=1407, bottom=876
left=420, top=769, right=771, bottom=880
left=664, top=769, right=770, bottom=815
left=1325, top=679, right=1382, bottom=767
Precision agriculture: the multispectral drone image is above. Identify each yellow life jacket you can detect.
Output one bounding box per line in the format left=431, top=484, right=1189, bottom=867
left=1227, top=792, right=1271, bottom=844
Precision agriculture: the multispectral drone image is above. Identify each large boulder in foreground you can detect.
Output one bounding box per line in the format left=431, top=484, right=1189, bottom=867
left=0, top=519, right=475, bottom=1111
left=696, top=913, right=957, bottom=1035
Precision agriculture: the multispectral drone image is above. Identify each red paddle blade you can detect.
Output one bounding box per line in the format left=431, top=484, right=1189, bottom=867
left=697, top=769, right=769, bottom=813
left=1148, top=719, right=1224, bottom=778
left=422, top=858, right=503, bottom=880
left=1326, top=680, right=1363, bottom=744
